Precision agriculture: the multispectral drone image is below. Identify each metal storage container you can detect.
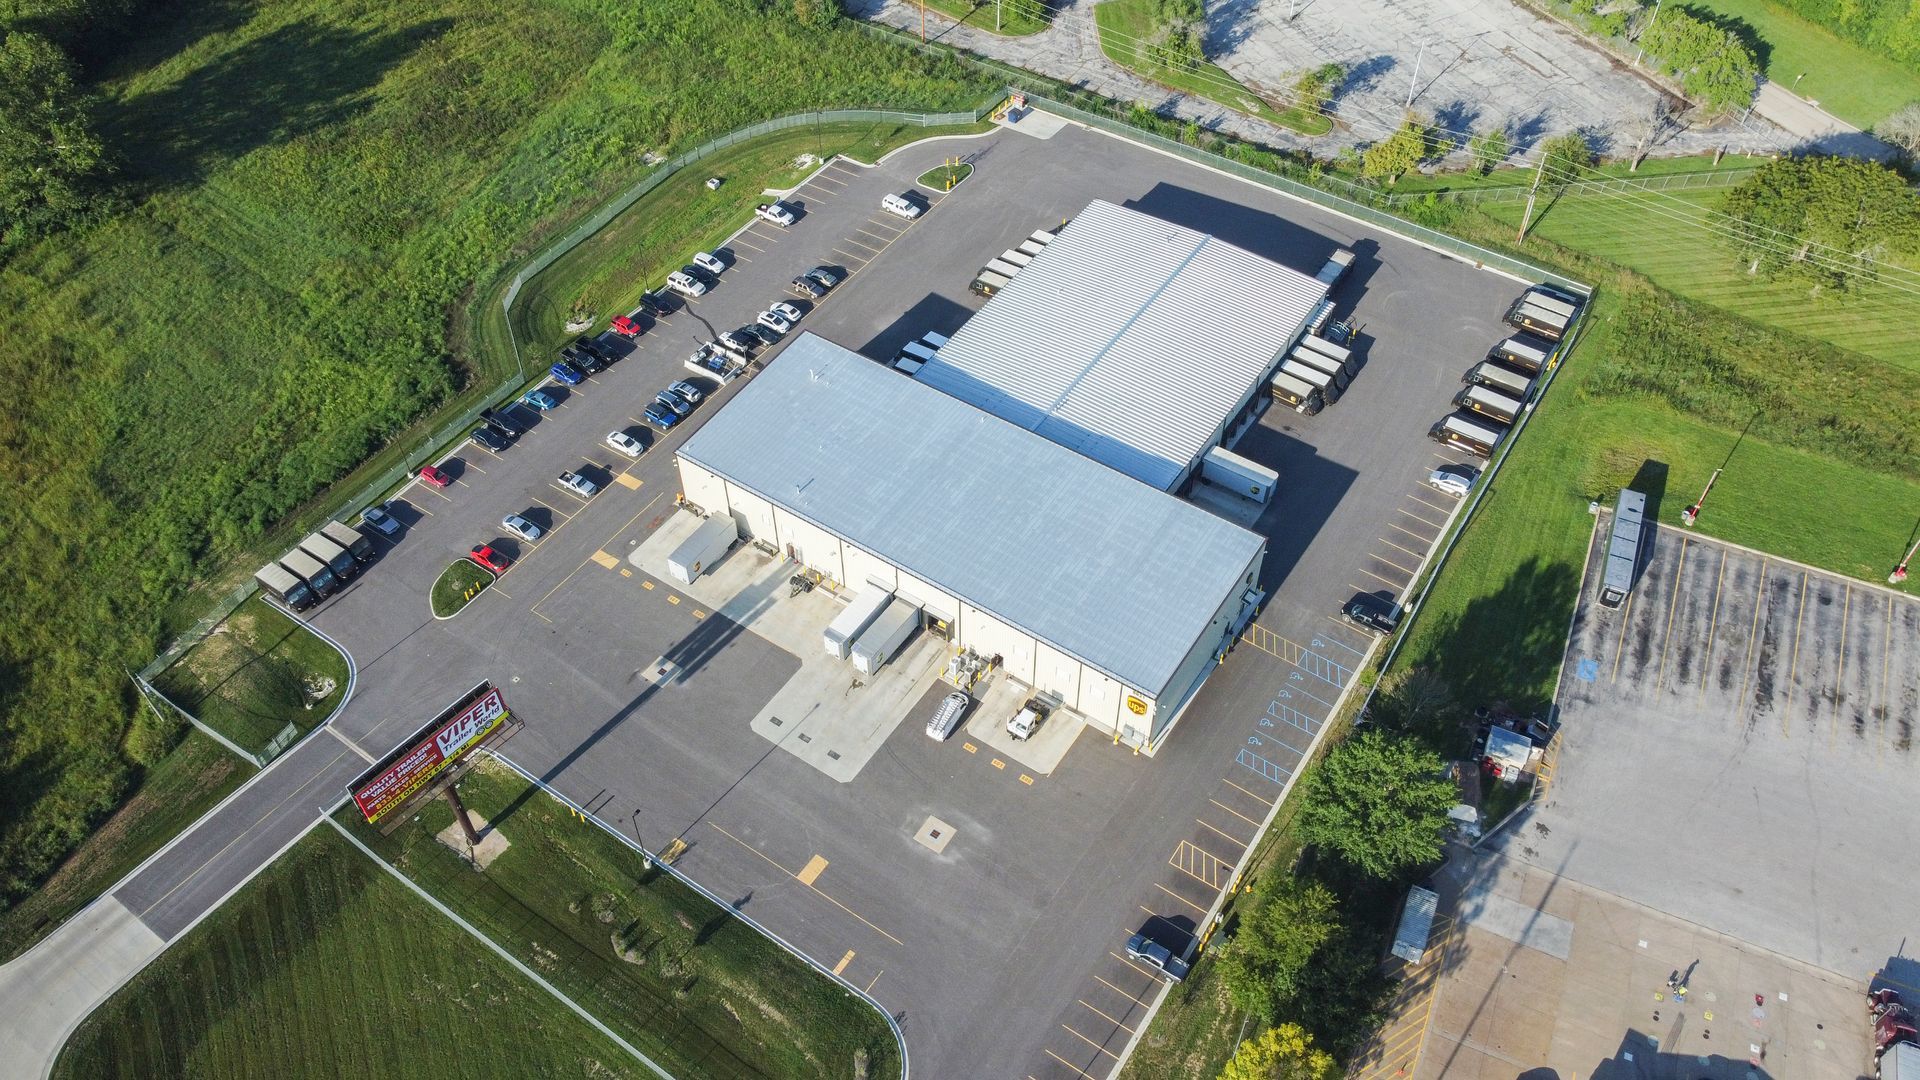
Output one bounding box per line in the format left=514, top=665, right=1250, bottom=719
left=823, top=583, right=894, bottom=660
left=850, top=597, right=922, bottom=675
left=666, top=514, right=739, bottom=585
left=1200, top=445, right=1279, bottom=505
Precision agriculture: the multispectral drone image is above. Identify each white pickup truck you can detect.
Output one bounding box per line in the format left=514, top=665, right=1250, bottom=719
left=755, top=202, right=795, bottom=227
left=557, top=471, right=598, bottom=499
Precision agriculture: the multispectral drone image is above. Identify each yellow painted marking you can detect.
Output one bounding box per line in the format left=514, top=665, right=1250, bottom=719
left=1208, top=798, right=1260, bottom=828
left=590, top=550, right=619, bottom=569
left=532, top=610, right=554, bottom=623
left=1077, top=1000, right=1136, bottom=1035
left=1698, top=549, right=1728, bottom=701
left=1388, top=520, right=1433, bottom=542
left=1092, top=974, right=1153, bottom=1007
left=832, top=949, right=855, bottom=975
left=1195, top=817, right=1244, bottom=847
left=693, top=609, right=706, bottom=619
left=1655, top=538, right=1689, bottom=694
left=796, top=855, right=829, bottom=886
left=1783, top=571, right=1809, bottom=734
left=1834, top=583, right=1852, bottom=745
left=1612, top=575, right=1637, bottom=683
left=708, top=823, right=903, bottom=945
left=962, top=741, right=976, bottom=753
left=1153, top=881, right=1210, bottom=916
left=865, top=970, right=884, bottom=993
left=667, top=594, right=681, bottom=605
left=620, top=568, right=633, bottom=578
left=614, top=472, right=643, bottom=490
left=1379, top=535, right=1426, bottom=560
left=1736, top=557, right=1770, bottom=711
left=642, top=580, right=655, bottom=590
left=1219, top=777, right=1273, bottom=807
left=1883, top=594, right=1894, bottom=763
left=1372, top=550, right=1419, bottom=576
left=1043, top=1048, right=1103, bottom=1080
left=1406, top=492, right=1453, bottom=515
left=1359, top=566, right=1407, bottom=588
left=991, top=758, right=1006, bottom=770
left=1060, top=1024, right=1121, bottom=1060
left=1019, top=774, right=1033, bottom=785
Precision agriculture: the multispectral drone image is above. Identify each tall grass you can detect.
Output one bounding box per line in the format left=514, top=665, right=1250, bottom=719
left=0, top=0, right=991, bottom=913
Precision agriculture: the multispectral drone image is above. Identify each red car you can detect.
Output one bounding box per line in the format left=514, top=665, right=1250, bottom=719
left=469, top=545, right=511, bottom=574
left=419, top=464, right=451, bottom=488
left=610, top=314, right=643, bottom=339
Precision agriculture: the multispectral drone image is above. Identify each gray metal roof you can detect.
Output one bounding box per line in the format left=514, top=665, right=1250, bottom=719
left=920, top=200, right=1330, bottom=490
left=677, top=335, right=1264, bottom=696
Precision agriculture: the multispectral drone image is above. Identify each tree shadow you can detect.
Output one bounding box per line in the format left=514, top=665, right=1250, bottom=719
left=1433, top=100, right=1481, bottom=140
left=103, top=15, right=450, bottom=192
left=1411, top=557, right=1582, bottom=716
left=1335, top=54, right=1398, bottom=102
left=1205, top=0, right=1267, bottom=57
left=1508, top=110, right=1551, bottom=153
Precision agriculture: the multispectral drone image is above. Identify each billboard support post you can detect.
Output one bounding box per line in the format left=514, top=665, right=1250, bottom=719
left=445, top=784, right=482, bottom=846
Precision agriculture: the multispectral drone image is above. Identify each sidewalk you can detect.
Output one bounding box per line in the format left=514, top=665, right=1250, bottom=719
left=0, top=897, right=164, bottom=1075
left=1752, top=79, right=1897, bottom=159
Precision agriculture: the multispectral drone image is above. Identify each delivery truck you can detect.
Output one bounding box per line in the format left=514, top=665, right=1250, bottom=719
left=300, top=532, right=359, bottom=583
left=320, top=520, right=377, bottom=563
left=279, top=549, right=338, bottom=598
left=850, top=597, right=922, bottom=675
left=255, top=562, right=317, bottom=611
left=824, top=583, right=894, bottom=660
left=666, top=514, right=738, bottom=585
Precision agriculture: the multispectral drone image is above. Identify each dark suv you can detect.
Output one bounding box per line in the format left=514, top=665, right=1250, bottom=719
left=469, top=426, right=510, bottom=453
left=1341, top=595, right=1400, bottom=635
left=789, top=275, right=827, bottom=299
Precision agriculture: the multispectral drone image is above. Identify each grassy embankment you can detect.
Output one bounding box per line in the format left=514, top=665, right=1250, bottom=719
left=1093, top=0, right=1333, bottom=136
left=53, top=827, right=649, bottom=1080
left=1683, top=0, right=1920, bottom=127
left=340, top=759, right=899, bottom=1079
left=150, top=596, right=351, bottom=751
left=915, top=0, right=1053, bottom=36
left=0, top=0, right=991, bottom=933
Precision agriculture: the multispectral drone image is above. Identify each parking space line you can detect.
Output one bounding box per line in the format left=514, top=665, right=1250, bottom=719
left=1359, top=566, right=1406, bottom=589
left=1371, top=551, right=1418, bottom=576
left=1698, top=548, right=1728, bottom=701
left=730, top=236, right=767, bottom=253
left=1092, top=974, right=1153, bottom=1008
left=419, top=484, right=453, bottom=503
left=707, top=823, right=903, bottom=946
left=1655, top=538, right=1689, bottom=694
left=1406, top=492, right=1453, bottom=515
left=1153, top=881, right=1212, bottom=916
left=865, top=970, right=883, bottom=993
left=832, top=950, right=854, bottom=975
left=1379, top=536, right=1426, bottom=561
left=839, top=236, right=880, bottom=254
left=1043, top=1048, right=1103, bottom=1079
left=1835, top=584, right=1852, bottom=737
left=1195, top=817, right=1246, bottom=847
left=1059, top=1024, right=1121, bottom=1061
left=1397, top=507, right=1445, bottom=529
left=1611, top=580, right=1636, bottom=683
left=833, top=249, right=870, bottom=266
left=1735, top=557, right=1770, bottom=712
left=1209, top=798, right=1260, bottom=828
left=1783, top=571, right=1809, bottom=733
left=1180, top=832, right=1240, bottom=867
left=530, top=497, right=573, bottom=521
left=1389, top=520, right=1434, bottom=543
left=1077, top=999, right=1135, bottom=1035
left=1219, top=777, right=1273, bottom=807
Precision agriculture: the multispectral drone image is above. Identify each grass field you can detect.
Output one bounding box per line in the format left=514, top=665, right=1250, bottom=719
left=344, top=758, right=898, bottom=1079
left=1682, top=0, right=1920, bottom=127
left=919, top=160, right=975, bottom=190
left=54, top=826, right=648, bottom=1079
left=150, top=596, right=350, bottom=752
left=0, top=732, right=248, bottom=965
left=916, top=0, right=1052, bottom=36
left=1094, top=0, right=1333, bottom=136
left=494, top=119, right=990, bottom=365
left=432, top=559, right=495, bottom=619
left=1480, top=189, right=1920, bottom=372
left=0, top=0, right=993, bottom=920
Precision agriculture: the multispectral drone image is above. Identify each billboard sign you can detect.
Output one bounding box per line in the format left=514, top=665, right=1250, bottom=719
left=349, top=682, right=509, bottom=826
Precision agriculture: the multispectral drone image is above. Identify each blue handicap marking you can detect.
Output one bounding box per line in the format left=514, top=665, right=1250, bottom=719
left=1312, top=637, right=1326, bottom=649
left=1259, top=717, right=1275, bottom=728
left=1576, top=658, right=1600, bottom=682
left=1248, top=735, right=1263, bottom=746
left=1290, top=672, right=1304, bottom=681
left=1278, top=690, right=1292, bottom=699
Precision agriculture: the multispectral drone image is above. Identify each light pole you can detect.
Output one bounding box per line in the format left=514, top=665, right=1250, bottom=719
left=1634, top=0, right=1664, bottom=66
left=1792, top=72, right=1806, bottom=94
left=1407, top=41, right=1425, bottom=110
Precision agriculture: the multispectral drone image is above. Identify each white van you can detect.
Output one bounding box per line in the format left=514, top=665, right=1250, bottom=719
left=881, top=193, right=923, bottom=219
left=666, top=270, right=707, bottom=298
left=926, top=691, right=970, bottom=741
left=1007, top=697, right=1050, bottom=740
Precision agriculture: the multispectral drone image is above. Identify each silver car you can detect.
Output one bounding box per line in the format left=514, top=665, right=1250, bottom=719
left=1428, top=464, right=1478, bottom=497
left=502, top=513, right=542, bottom=542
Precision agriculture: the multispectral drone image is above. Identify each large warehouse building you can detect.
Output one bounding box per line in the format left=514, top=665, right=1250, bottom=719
left=676, top=337, right=1266, bottom=750
left=675, top=200, right=1336, bottom=751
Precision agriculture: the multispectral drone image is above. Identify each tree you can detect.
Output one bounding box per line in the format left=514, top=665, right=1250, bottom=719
left=1219, top=1023, right=1337, bottom=1080
left=1360, top=116, right=1430, bottom=184
left=1878, top=101, right=1920, bottom=162
left=1292, top=62, right=1345, bottom=114
left=792, top=0, right=841, bottom=26
left=1538, top=130, right=1594, bottom=185
left=1721, top=154, right=1920, bottom=289
left=1296, top=731, right=1456, bottom=879
left=1635, top=7, right=1758, bottom=114
left=1465, top=128, right=1509, bottom=175
left=1216, top=878, right=1339, bottom=1021
left=0, top=29, right=107, bottom=242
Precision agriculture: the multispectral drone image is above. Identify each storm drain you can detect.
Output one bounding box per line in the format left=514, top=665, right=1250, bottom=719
left=914, top=816, right=955, bottom=855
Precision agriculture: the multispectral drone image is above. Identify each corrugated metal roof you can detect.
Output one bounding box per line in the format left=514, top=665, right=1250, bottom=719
left=1392, top=886, right=1439, bottom=963
left=677, top=335, right=1265, bottom=696
left=920, top=200, right=1329, bottom=490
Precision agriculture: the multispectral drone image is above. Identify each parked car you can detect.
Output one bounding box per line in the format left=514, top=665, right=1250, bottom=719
left=360, top=503, right=402, bottom=537
left=549, top=360, right=585, bottom=385
left=925, top=691, right=970, bottom=741
left=481, top=408, right=522, bottom=438
left=1342, top=595, right=1400, bottom=635
left=747, top=324, right=782, bottom=348
left=470, top=544, right=511, bottom=573
left=756, top=309, right=792, bottom=335
left=637, top=290, right=674, bottom=317
left=610, top=314, right=644, bottom=338
left=718, top=329, right=758, bottom=354
left=502, top=514, right=542, bottom=542
left=880, top=192, right=923, bottom=219
left=769, top=300, right=803, bottom=324
left=1125, top=933, right=1189, bottom=982
left=668, top=379, right=704, bottom=406
left=655, top=390, right=690, bottom=417
left=558, top=471, right=599, bottom=498
left=1007, top=696, right=1050, bottom=740
left=469, top=426, right=509, bottom=453
left=1428, top=464, right=1478, bottom=497
left=789, top=275, right=827, bottom=299
left=562, top=345, right=604, bottom=373
left=573, top=335, right=613, bottom=362
left=418, top=464, right=452, bottom=488
left=804, top=266, right=842, bottom=291
left=522, top=388, right=559, bottom=411
left=755, top=201, right=795, bottom=227
left=605, top=430, right=644, bottom=458
left=682, top=263, right=717, bottom=288
left=665, top=270, right=707, bottom=298
left=643, top=401, right=681, bottom=431
left=692, top=251, right=726, bottom=275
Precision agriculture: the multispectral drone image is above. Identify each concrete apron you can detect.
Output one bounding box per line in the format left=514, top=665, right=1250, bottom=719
left=0, top=895, right=165, bottom=1076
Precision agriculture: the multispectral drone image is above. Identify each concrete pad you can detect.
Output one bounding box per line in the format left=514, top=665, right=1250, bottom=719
left=436, top=812, right=510, bottom=870
left=748, top=630, right=948, bottom=783
left=0, top=894, right=166, bottom=1077
left=995, top=107, right=1069, bottom=139
left=961, top=671, right=1086, bottom=776
left=1187, top=481, right=1267, bottom=527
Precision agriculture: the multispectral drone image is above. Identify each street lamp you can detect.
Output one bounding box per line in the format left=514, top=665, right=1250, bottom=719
left=1792, top=72, right=1806, bottom=94
left=1634, top=0, right=1664, bottom=67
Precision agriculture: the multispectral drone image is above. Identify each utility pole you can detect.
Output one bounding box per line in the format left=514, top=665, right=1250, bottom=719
left=1516, top=151, right=1549, bottom=241
left=1891, top=533, right=1920, bottom=584
left=1634, top=0, right=1664, bottom=66
left=1680, top=469, right=1720, bottom=527
left=997, top=0, right=1001, bottom=33
left=920, top=0, right=927, bottom=41
left=1407, top=41, right=1425, bottom=110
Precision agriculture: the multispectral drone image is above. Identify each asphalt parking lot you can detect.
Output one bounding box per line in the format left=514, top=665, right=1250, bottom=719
left=123, top=114, right=1558, bottom=1078
left=1491, top=518, right=1920, bottom=976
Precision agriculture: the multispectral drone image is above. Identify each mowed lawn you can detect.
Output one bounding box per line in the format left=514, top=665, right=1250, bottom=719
left=1682, top=0, right=1920, bottom=128
left=1397, top=290, right=1920, bottom=708
left=54, top=828, right=648, bottom=1080
left=150, top=597, right=351, bottom=752
left=1480, top=190, right=1920, bottom=373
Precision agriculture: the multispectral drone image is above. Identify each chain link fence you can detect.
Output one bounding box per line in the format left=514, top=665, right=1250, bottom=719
left=1380, top=164, right=1760, bottom=206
